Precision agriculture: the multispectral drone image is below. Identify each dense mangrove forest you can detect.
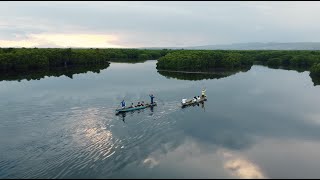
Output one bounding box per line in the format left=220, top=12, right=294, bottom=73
left=310, top=63, right=320, bottom=76
left=1, top=48, right=320, bottom=83
left=0, top=48, right=170, bottom=73
left=157, top=50, right=253, bottom=71
left=156, top=50, right=320, bottom=76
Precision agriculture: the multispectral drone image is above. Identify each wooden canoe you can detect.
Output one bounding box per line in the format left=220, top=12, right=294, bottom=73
left=116, top=102, right=157, bottom=113
left=181, top=96, right=207, bottom=108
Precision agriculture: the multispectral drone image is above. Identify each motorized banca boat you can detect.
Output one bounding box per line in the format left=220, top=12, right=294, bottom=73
left=181, top=95, right=207, bottom=108
left=116, top=102, right=157, bottom=113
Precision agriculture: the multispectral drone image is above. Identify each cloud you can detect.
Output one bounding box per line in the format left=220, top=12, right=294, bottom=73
left=141, top=137, right=266, bottom=178
left=221, top=150, right=266, bottom=179
left=0, top=33, right=122, bottom=48
left=143, top=157, right=159, bottom=168
left=1, top=2, right=320, bottom=47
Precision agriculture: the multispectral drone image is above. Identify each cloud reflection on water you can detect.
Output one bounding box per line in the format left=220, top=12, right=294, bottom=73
left=141, top=137, right=266, bottom=178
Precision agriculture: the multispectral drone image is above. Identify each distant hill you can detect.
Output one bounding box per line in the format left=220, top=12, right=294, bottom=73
left=141, top=42, right=320, bottom=50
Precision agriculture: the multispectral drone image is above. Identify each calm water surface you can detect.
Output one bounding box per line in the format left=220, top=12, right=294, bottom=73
left=1, top=60, right=320, bottom=178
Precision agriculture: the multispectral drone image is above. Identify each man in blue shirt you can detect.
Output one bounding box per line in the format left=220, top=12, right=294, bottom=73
left=149, top=94, right=155, bottom=104
left=121, top=100, right=126, bottom=108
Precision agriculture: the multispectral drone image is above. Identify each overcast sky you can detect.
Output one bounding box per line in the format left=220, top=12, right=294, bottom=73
left=1, top=1, right=320, bottom=48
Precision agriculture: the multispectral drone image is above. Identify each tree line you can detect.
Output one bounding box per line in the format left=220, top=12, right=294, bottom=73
left=1, top=48, right=320, bottom=79
left=156, top=50, right=254, bottom=71
left=156, top=50, right=320, bottom=76
left=0, top=48, right=170, bottom=73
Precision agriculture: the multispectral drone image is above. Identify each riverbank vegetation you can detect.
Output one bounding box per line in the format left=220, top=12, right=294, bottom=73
left=0, top=48, right=170, bottom=73
left=156, top=50, right=320, bottom=77
left=310, top=63, right=320, bottom=86
left=1, top=48, right=320, bottom=83
left=156, top=50, right=254, bottom=71
left=310, top=63, right=320, bottom=76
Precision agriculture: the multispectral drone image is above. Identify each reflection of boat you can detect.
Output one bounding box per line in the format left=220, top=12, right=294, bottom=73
left=116, top=102, right=157, bottom=113
left=181, top=96, right=207, bottom=108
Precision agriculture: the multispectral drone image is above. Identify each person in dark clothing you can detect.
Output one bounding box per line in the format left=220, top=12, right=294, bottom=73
left=193, top=96, right=197, bottom=102
left=149, top=94, right=155, bottom=104
left=121, top=100, right=126, bottom=108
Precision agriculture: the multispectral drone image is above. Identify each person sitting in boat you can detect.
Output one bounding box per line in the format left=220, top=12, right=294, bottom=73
left=137, top=102, right=141, bottom=107
left=130, top=103, right=134, bottom=108
left=193, top=96, right=197, bottom=102
left=149, top=94, right=155, bottom=104
left=141, top=101, right=144, bottom=106
left=121, top=100, right=126, bottom=109
left=197, top=96, right=201, bottom=101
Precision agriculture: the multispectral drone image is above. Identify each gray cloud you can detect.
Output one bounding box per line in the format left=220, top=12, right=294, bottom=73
left=1, top=1, right=320, bottom=47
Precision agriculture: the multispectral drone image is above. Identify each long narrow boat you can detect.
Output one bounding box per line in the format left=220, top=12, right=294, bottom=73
left=181, top=96, right=207, bottom=108
left=116, top=102, right=157, bottom=113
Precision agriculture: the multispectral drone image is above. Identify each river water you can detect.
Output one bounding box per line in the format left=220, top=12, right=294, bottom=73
left=1, top=60, right=320, bottom=178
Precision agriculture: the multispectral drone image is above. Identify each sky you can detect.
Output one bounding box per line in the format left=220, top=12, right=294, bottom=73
left=1, top=1, right=320, bottom=48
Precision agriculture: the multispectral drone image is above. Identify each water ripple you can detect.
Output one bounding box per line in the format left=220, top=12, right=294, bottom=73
left=0, top=97, right=185, bottom=179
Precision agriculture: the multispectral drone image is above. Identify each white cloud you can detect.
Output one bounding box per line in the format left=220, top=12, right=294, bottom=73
left=0, top=33, right=122, bottom=48
left=1, top=1, right=320, bottom=47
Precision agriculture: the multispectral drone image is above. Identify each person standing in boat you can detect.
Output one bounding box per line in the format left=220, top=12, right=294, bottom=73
left=121, top=100, right=126, bottom=109
left=201, top=89, right=206, bottom=98
left=149, top=94, right=155, bottom=104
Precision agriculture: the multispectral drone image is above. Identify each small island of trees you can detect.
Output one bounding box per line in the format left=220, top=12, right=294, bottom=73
left=156, top=50, right=320, bottom=77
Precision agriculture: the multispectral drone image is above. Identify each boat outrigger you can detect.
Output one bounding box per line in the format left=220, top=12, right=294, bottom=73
left=181, top=89, right=207, bottom=108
